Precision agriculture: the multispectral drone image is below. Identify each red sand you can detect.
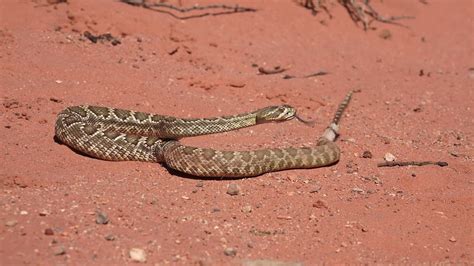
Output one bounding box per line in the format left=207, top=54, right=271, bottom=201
left=1, top=0, right=473, bottom=264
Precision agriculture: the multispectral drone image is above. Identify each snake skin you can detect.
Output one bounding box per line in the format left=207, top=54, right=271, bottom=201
left=55, top=92, right=353, bottom=177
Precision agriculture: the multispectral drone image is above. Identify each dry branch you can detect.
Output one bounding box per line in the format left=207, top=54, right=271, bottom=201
left=120, top=0, right=256, bottom=20
left=377, top=161, right=448, bottom=168
left=301, top=0, right=414, bottom=30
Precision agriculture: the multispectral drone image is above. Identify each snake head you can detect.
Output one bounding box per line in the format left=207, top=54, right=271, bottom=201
left=256, top=105, right=297, bottom=124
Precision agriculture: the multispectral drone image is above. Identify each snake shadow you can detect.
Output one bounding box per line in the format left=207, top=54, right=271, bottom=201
left=163, top=167, right=256, bottom=181
left=54, top=135, right=100, bottom=159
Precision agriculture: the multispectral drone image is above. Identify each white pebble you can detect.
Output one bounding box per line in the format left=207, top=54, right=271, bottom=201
left=384, top=153, right=396, bottom=162
left=129, top=248, right=146, bottom=263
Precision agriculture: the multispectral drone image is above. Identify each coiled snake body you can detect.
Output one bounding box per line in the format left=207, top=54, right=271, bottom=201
left=55, top=91, right=353, bottom=177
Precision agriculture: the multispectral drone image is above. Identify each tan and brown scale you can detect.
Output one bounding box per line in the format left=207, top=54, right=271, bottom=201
left=55, top=91, right=353, bottom=177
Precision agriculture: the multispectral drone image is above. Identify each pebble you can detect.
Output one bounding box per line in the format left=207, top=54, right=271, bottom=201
left=20, top=210, right=28, bottom=215
left=228, top=82, right=246, bottom=88
left=313, top=199, right=328, bottom=209
left=309, top=184, right=322, bottom=193
left=44, top=228, right=54, bottom=235
left=226, top=183, right=241, bottom=196
left=241, top=205, right=252, bottom=213
left=129, top=248, right=147, bottom=262
left=352, top=187, right=365, bottom=194
left=362, top=150, right=373, bottom=158
left=95, top=210, right=109, bottom=224
left=384, top=153, right=396, bottom=162
left=104, top=234, right=116, bottom=241
left=5, top=220, right=18, bottom=227
left=53, top=245, right=66, bottom=256
left=223, top=247, right=237, bottom=257
left=449, top=236, right=457, bottom=242
left=379, top=29, right=392, bottom=40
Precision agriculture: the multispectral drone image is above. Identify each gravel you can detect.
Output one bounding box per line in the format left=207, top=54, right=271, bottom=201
left=129, top=248, right=147, bottom=262
left=224, top=247, right=237, bottom=256
left=226, top=183, right=241, bottom=196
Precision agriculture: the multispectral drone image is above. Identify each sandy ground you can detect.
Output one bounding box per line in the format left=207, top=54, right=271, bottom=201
left=1, top=0, right=473, bottom=264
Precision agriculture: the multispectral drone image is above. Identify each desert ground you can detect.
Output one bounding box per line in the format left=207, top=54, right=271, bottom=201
left=1, top=0, right=473, bottom=264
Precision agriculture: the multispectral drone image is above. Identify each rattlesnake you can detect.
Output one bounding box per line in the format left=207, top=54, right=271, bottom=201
left=55, top=91, right=353, bottom=177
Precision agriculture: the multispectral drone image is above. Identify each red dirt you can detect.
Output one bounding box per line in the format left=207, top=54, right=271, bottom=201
left=1, top=0, right=473, bottom=264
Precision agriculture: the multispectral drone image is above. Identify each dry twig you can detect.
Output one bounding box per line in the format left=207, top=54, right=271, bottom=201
left=301, top=0, right=414, bottom=30
left=377, top=161, right=448, bottom=167
left=120, top=0, right=256, bottom=20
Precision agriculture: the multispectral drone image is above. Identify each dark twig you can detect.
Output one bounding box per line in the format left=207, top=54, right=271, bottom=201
left=119, top=0, right=256, bottom=20
left=303, top=70, right=329, bottom=78
left=377, top=161, right=448, bottom=167
left=302, top=0, right=332, bottom=17
left=283, top=70, right=328, bottom=79
left=300, top=0, right=414, bottom=30
left=83, top=31, right=121, bottom=46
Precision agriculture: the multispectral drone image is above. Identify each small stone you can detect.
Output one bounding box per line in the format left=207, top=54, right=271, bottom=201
left=95, top=210, right=109, bottom=224
left=352, top=187, right=365, bottom=194
left=5, top=220, right=18, bottom=227
left=53, top=245, right=66, bottom=256
left=104, top=234, right=116, bottom=241
left=44, top=228, right=54, bottom=236
left=313, top=199, right=328, bottom=209
left=384, top=153, right=396, bottom=162
left=39, top=210, right=49, bottom=216
left=241, top=205, right=252, bottom=213
left=55, top=80, right=63, bottom=84
left=309, top=184, right=322, bottom=193
left=449, top=236, right=457, bottom=242
left=228, top=82, right=246, bottom=88
left=226, top=183, right=241, bottom=196
left=362, top=151, right=373, bottom=158
left=20, top=210, right=28, bottom=215
left=129, top=248, right=147, bottom=262
left=379, top=29, right=392, bottom=40
left=277, top=215, right=292, bottom=220
left=223, top=247, right=237, bottom=257
left=49, top=97, right=62, bottom=103
left=345, top=161, right=358, bottom=174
